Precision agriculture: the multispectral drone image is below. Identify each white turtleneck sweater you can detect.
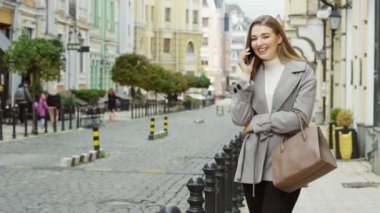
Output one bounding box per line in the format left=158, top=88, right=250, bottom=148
left=263, top=57, right=285, bottom=111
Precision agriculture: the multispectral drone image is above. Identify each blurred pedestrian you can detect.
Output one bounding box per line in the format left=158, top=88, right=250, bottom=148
left=35, top=93, right=48, bottom=127
left=14, top=82, right=33, bottom=123
left=47, top=86, right=61, bottom=122
left=107, top=88, right=116, bottom=122
left=231, top=15, right=317, bottom=213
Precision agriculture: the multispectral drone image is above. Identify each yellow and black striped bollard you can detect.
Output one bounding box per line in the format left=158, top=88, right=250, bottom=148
left=149, top=118, right=155, bottom=140
left=93, top=127, right=100, bottom=150
left=164, top=116, right=168, bottom=134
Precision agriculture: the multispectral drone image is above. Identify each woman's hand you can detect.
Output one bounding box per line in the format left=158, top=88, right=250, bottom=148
left=243, top=122, right=254, bottom=137
left=238, top=48, right=255, bottom=75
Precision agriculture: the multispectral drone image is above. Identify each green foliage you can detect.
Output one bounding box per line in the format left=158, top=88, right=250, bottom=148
left=3, top=35, right=64, bottom=83
left=330, top=108, right=342, bottom=122
left=196, top=73, right=211, bottom=88
left=111, top=54, right=150, bottom=87
left=71, top=89, right=106, bottom=103
left=336, top=109, right=354, bottom=128
left=60, top=92, right=76, bottom=107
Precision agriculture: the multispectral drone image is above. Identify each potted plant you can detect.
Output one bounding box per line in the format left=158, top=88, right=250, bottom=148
left=335, top=109, right=358, bottom=160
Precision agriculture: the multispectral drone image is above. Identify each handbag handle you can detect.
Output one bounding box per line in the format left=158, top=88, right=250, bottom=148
left=280, top=113, right=308, bottom=153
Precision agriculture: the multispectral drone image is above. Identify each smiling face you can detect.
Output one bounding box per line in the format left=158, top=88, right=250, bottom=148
left=250, top=25, right=283, bottom=61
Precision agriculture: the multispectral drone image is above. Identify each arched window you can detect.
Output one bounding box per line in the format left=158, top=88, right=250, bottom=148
left=186, top=42, right=194, bottom=53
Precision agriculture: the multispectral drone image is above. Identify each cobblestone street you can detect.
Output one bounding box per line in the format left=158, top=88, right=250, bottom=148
left=0, top=101, right=241, bottom=213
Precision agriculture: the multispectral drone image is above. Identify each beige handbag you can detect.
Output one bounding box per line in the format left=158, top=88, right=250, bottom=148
left=272, top=114, right=337, bottom=193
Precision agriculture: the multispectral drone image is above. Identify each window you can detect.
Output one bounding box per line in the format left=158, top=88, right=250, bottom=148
left=186, top=9, right=189, bottom=23
left=202, top=0, right=208, bottom=7
left=22, top=27, right=33, bottom=37
left=202, top=18, right=209, bottom=27
left=151, top=37, right=155, bottom=54
left=69, top=0, right=76, bottom=19
left=201, top=60, right=209, bottom=66
left=151, top=6, right=154, bottom=21
left=202, top=37, right=208, bottom=46
left=186, top=42, right=194, bottom=53
left=165, top=7, right=171, bottom=22
left=146, top=5, right=149, bottom=21
left=164, top=38, right=171, bottom=53
left=193, top=10, right=198, bottom=24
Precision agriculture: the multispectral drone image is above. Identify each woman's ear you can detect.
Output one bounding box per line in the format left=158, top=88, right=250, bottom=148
left=277, top=35, right=283, bottom=44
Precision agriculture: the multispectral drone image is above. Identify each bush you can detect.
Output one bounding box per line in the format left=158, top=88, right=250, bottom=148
left=336, top=109, right=353, bottom=128
left=330, top=108, right=342, bottom=122
left=71, top=89, right=106, bottom=104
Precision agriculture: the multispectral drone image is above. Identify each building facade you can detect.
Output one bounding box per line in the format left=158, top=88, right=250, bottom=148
left=89, top=0, right=119, bottom=90
left=201, top=0, right=230, bottom=96
left=134, top=0, right=203, bottom=76
left=285, top=0, right=380, bottom=174
left=226, top=4, right=249, bottom=87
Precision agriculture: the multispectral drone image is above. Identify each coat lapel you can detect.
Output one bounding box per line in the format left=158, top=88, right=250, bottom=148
left=252, top=66, right=269, bottom=114
left=271, top=61, right=306, bottom=112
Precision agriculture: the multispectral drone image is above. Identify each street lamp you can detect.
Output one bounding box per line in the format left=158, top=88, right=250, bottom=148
left=67, top=28, right=82, bottom=89
left=327, top=8, right=341, bottom=149
left=329, top=8, right=341, bottom=110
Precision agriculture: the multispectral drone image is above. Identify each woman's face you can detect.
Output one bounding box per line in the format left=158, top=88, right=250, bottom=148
left=250, top=25, right=282, bottom=61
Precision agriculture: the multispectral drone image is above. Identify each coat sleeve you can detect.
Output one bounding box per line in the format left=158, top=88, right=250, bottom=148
left=250, top=65, right=317, bottom=134
left=230, top=76, right=255, bottom=127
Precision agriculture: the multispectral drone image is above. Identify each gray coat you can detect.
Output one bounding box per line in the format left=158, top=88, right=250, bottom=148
left=231, top=60, right=317, bottom=190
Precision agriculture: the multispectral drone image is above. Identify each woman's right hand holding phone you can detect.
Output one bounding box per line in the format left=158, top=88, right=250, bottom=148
left=238, top=48, right=255, bottom=75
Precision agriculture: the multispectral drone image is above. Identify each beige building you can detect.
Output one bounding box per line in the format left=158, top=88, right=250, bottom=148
left=285, top=0, right=380, bottom=174
left=134, top=0, right=203, bottom=76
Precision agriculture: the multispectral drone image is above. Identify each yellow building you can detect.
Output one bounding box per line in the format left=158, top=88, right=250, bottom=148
left=134, top=0, right=203, bottom=75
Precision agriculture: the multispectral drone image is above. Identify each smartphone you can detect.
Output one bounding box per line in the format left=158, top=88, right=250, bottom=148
left=244, top=48, right=255, bottom=65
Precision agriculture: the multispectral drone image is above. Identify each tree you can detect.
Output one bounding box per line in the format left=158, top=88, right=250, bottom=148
left=111, top=53, right=150, bottom=99
left=3, top=35, right=64, bottom=134
left=4, top=35, right=64, bottom=87
left=196, top=73, right=211, bottom=89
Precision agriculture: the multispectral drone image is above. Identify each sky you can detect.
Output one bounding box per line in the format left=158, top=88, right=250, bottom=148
left=225, top=0, right=285, bottom=19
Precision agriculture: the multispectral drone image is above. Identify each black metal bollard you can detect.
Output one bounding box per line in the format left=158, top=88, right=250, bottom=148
left=131, top=103, right=134, bottom=119
left=12, top=106, right=16, bottom=139
left=202, top=160, right=218, bottom=213
left=61, top=106, right=65, bottom=131
left=24, top=107, right=28, bottom=137
left=230, top=139, right=239, bottom=213
left=235, top=135, right=245, bottom=208
left=186, top=176, right=205, bottom=213
left=214, top=150, right=226, bottom=213
left=53, top=108, right=57, bottom=133
left=32, top=106, right=38, bottom=135
left=223, top=142, right=233, bottom=213
left=0, top=108, right=3, bottom=140
left=44, top=107, right=48, bottom=133
left=76, top=106, right=80, bottom=128
left=69, top=105, right=73, bottom=129
left=159, top=205, right=181, bottom=213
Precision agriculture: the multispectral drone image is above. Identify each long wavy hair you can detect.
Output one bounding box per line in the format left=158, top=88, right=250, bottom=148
left=245, top=15, right=304, bottom=79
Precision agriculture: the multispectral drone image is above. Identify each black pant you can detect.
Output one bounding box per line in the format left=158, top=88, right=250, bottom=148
left=18, top=102, right=28, bottom=123
left=243, top=181, right=301, bottom=213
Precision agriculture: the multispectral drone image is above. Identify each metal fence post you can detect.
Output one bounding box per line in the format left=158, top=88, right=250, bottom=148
left=203, top=160, right=217, bottom=213
left=159, top=205, right=181, bottom=213
left=186, top=176, right=205, bottom=213
left=12, top=106, right=17, bottom=139
left=230, top=139, right=239, bottom=213
left=223, top=142, right=233, bottom=213
left=214, top=150, right=226, bottom=213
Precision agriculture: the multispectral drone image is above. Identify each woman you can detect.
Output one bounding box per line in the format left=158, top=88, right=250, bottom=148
left=107, top=88, right=117, bottom=122
left=36, top=93, right=48, bottom=127
left=231, top=15, right=316, bottom=212
left=47, top=87, right=61, bottom=122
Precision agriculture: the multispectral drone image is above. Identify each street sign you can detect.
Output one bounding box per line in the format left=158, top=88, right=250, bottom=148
left=67, top=43, right=81, bottom=50
left=80, top=46, right=90, bottom=52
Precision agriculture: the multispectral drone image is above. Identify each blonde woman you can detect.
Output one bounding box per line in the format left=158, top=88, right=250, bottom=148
left=231, top=15, right=317, bottom=212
